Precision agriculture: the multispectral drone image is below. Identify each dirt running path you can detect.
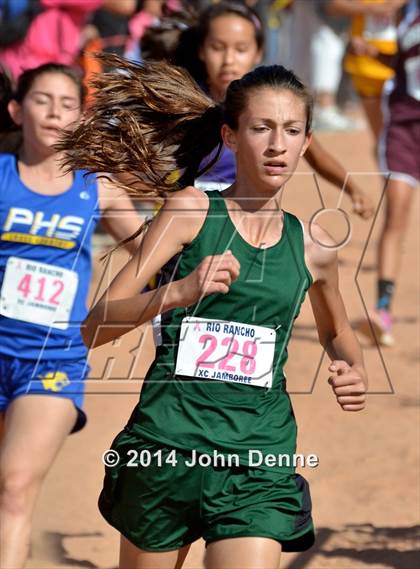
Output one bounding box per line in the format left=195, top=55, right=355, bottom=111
left=27, top=127, right=419, bottom=569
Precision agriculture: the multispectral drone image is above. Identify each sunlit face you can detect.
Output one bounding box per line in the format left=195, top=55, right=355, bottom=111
left=8, top=72, right=81, bottom=153
left=199, top=14, right=262, bottom=100
left=222, top=88, right=312, bottom=192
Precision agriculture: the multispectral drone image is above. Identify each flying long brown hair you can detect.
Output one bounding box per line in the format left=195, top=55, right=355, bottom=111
left=57, top=53, right=224, bottom=198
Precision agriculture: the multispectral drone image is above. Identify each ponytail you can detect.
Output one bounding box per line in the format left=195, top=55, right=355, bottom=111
left=58, top=53, right=224, bottom=197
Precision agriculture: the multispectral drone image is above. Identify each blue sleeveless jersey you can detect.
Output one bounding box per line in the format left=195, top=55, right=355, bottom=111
left=0, top=154, right=100, bottom=360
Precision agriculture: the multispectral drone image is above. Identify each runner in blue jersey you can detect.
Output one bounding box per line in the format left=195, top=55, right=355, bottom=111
left=0, top=64, right=143, bottom=568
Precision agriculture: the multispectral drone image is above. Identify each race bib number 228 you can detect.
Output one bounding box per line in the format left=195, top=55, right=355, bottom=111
left=175, top=317, right=276, bottom=388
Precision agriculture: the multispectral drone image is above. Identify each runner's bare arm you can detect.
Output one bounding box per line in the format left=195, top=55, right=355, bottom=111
left=83, top=187, right=240, bottom=348
left=304, top=222, right=368, bottom=411
left=305, top=137, right=374, bottom=219
left=97, top=178, right=145, bottom=255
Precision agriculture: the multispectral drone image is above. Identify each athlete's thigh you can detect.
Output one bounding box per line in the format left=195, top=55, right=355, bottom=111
left=205, top=537, right=282, bottom=569
left=385, top=178, right=416, bottom=226
left=119, top=535, right=191, bottom=569
left=0, top=395, right=77, bottom=479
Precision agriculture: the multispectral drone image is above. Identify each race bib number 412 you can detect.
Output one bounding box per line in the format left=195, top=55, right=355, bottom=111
left=175, top=317, right=276, bottom=388
left=0, top=257, right=78, bottom=330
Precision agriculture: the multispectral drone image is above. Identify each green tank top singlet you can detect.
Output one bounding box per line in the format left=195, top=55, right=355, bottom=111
left=128, top=191, right=313, bottom=473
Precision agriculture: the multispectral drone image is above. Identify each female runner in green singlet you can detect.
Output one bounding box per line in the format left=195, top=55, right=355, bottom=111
left=59, top=56, right=368, bottom=569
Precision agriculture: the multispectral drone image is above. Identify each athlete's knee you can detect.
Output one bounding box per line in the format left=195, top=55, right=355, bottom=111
left=0, top=467, right=43, bottom=516
left=383, top=211, right=408, bottom=234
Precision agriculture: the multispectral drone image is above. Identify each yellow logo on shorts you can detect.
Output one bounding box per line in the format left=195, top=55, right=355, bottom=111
left=40, top=371, right=70, bottom=392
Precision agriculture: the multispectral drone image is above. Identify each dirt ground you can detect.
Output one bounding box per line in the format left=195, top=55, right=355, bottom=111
left=27, top=125, right=419, bottom=569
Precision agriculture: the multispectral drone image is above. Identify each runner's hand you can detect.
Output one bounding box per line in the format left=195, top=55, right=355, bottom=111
left=328, top=360, right=367, bottom=411
left=349, top=189, right=374, bottom=219
left=175, top=251, right=240, bottom=307
left=348, top=37, right=379, bottom=58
